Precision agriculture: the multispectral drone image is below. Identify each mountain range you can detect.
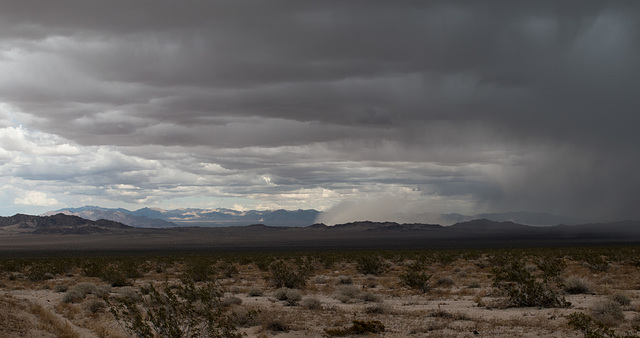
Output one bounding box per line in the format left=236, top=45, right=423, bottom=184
left=43, top=206, right=321, bottom=228
left=1, top=213, right=638, bottom=251
left=43, top=206, right=585, bottom=228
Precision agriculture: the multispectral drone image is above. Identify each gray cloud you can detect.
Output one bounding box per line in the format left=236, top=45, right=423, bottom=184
left=0, top=1, right=638, bottom=220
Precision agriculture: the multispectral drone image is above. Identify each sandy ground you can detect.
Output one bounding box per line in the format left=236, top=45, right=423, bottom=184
left=1, top=254, right=640, bottom=337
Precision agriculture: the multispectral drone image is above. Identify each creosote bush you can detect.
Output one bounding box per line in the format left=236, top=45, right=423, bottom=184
left=355, top=255, right=388, bottom=276
left=400, top=261, right=431, bottom=294
left=266, top=260, right=310, bottom=289
left=492, top=260, right=569, bottom=308
left=108, top=281, right=241, bottom=338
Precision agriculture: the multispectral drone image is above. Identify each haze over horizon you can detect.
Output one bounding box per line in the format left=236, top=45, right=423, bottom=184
left=1, top=2, right=639, bottom=224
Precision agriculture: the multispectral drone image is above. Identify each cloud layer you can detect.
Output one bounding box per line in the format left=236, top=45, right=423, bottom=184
left=1, top=1, right=639, bottom=221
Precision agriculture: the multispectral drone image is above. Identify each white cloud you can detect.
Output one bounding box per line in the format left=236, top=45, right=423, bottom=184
left=14, top=191, right=59, bottom=206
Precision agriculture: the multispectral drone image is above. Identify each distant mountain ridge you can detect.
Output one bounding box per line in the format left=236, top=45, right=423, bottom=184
left=0, top=213, right=131, bottom=234
left=44, top=206, right=320, bottom=228
left=2, top=214, right=639, bottom=251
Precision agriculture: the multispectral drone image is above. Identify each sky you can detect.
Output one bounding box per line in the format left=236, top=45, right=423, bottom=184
left=0, top=1, right=639, bottom=223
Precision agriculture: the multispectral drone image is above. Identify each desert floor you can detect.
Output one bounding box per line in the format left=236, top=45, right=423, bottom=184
left=1, top=247, right=640, bottom=337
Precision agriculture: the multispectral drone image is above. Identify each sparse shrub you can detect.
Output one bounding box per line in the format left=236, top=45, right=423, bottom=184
left=230, top=308, right=260, bottom=328
left=325, top=320, right=385, bottom=336
left=118, top=287, right=141, bottom=302
left=222, top=295, right=242, bottom=307
left=334, top=275, right=353, bottom=285
left=365, top=303, right=390, bottom=314
left=25, top=263, right=54, bottom=282
left=585, top=256, right=611, bottom=273
left=94, top=285, right=111, bottom=298
left=400, top=262, right=431, bottom=293
left=108, top=281, right=241, bottom=338
left=360, top=292, right=382, bottom=303
left=101, top=266, right=129, bottom=287
left=492, top=260, right=570, bottom=308
left=591, top=300, right=624, bottom=326
left=247, top=287, right=263, bottom=297
left=467, top=280, right=481, bottom=289
left=355, top=255, right=388, bottom=276
left=219, top=261, right=239, bottom=278
left=63, top=282, right=99, bottom=303
left=301, top=297, right=322, bottom=310
left=536, top=256, right=566, bottom=282
left=274, top=287, right=289, bottom=301
left=63, top=288, right=85, bottom=303
left=563, top=276, right=592, bottom=294
left=335, top=285, right=360, bottom=303
left=74, top=282, right=98, bottom=295
left=284, top=289, right=302, bottom=306
left=267, top=260, right=309, bottom=289
left=273, top=287, right=302, bottom=305
left=54, top=284, right=68, bottom=293
left=313, top=275, right=327, bottom=284
left=436, top=276, right=455, bottom=287
left=610, top=292, right=631, bottom=307
left=265, top=319, right=289, bottom=332
left=86, top=299, right=106, bottom=313
left=183, top=258, right=215, bottom=282
left=567, top=312, right=618, bottom=338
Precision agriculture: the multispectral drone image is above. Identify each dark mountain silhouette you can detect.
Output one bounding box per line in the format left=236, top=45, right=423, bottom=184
left=2, top=214, right=639, bottom=251
left=0, top=213, right=132, bottom=234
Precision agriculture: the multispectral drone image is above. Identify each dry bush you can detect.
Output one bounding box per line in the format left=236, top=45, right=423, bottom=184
left=301, top=297, right=322, bottom=310
left=273, top=287, right=302, bottom=306
left=563, top=276, right=592, bottom=294
left=436, top=276, right=455, bottom=287
left=247, top=286, right=263, bottom=297
left=85, top=299, right=106, bottom=314
left=610, top=292, right=631, bottom=307
left=230, top=307, right=260, bottom=328
left=29, top=303, right=79, bottom=338
left=360, top=292, right=382, bottom=303
left=335, top=285, right=360, bottom=303
left=334, top=275, right=353, bottom=285
left=590, top=300, right=624, bottom=326
left=222, top=295, right=243, bottom=307
left=365, top=303, right=391, bottom=314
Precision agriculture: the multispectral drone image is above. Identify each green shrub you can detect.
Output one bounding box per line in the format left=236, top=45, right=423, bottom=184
left=400, top=262, right=431, bottom=294
left=108, top=281, right=241, bottom=338
left=355, top=255, right=388, bottom=276
left=183, top=258, right=215, bottom=282
left=491, top=260, right=569, bottom=308
left=266, top=260, right=309, bottom=289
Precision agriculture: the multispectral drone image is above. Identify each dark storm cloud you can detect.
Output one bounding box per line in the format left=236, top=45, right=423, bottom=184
left=1, top=1, right=639, bottom=219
